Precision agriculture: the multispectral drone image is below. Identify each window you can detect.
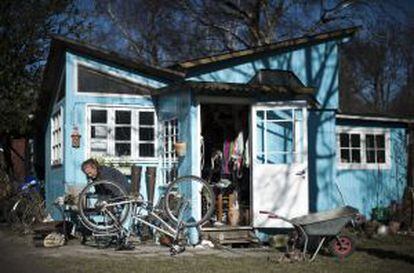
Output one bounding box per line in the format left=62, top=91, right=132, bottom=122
left=78, top=65, right=151, bottom=95
left=162, top=119, right=179, bottom=183
left=337, top=127, right=390, bottom=169
left=51, top=109, right=63, bottom=165
left=256, top=108, right=303, bottom=164
left=88, top=107, right=156, bottom=159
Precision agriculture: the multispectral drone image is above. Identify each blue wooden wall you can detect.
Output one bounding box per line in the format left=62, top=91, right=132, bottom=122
left=188, top=41, right=340, bottom=214
left=44, top=52, right=167, bottom=216
left=336, top=119, right=407, bottom=218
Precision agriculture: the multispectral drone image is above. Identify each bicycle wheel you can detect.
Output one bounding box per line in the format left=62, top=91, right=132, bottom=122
left=8, top=197, right=28, bottom=230
left=164, top=176, right=215, bottom=227
left=78, top=180, right=130, bottom=233
left=21, top=192, right=46, bottom=228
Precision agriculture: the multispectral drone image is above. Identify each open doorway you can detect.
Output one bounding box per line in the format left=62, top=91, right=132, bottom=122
left=201, top=104, right=251, bottom=227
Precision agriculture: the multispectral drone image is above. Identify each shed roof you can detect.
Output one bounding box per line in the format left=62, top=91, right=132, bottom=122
left=154, top=80, right=318, bottom=107
left=49, top=36, right=184, bottom=81
left=248, top=69, right=305, bottom=88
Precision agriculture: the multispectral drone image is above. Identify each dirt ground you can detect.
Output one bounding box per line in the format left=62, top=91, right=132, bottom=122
left=1, top=224, right=414, bottom=273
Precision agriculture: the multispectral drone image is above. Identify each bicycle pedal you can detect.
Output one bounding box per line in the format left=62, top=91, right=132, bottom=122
left=170, top=244, right=185, bottom=255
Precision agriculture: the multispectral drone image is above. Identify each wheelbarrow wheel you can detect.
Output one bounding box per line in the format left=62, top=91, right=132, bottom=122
left=328, top=235, right=355, bottom=258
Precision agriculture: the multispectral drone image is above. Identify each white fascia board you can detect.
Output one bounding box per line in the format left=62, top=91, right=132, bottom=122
left=337, top=114, right=413, bottom=124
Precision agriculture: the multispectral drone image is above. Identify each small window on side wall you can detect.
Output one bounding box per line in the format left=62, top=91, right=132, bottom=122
left=77, top=65, right=151, bottom=95
left=51, top=108, right=63, bottom=165
left=337, top=128, right=390, bottom=169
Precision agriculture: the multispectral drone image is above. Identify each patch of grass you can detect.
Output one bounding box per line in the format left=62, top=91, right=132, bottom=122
left=43, top=236, right=414, bottom=273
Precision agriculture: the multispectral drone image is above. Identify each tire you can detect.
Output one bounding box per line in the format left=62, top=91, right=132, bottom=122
left=164, top=176, right=215, bottom=227
left=328, top=235, right=356, bottom=258
left=21, top=193, right=46, bottom=228
left=78, top=180, right=130, bottom=233
left=8, top=198, right=26, bottom=230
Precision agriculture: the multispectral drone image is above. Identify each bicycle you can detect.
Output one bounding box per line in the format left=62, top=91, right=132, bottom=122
left=7, top=177, right=46, bottom=233
left=77, top=175, right=215, bottom=254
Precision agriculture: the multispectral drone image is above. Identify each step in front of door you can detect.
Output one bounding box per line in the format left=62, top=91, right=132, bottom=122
left=201, top=227, right=260, bottom=245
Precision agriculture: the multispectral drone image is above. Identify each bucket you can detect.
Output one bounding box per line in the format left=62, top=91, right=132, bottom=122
left=174, top=142, right=186, bottom=157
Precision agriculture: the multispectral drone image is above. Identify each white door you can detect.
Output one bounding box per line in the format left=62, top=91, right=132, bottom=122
left=251, top=105, right=308, bottom=228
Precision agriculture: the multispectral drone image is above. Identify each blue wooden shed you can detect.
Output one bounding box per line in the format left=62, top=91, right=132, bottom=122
left=36, top=27, right=412, bottom=240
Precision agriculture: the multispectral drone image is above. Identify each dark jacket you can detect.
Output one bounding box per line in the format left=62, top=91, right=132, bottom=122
left=93, top=166, right=130, bottom=195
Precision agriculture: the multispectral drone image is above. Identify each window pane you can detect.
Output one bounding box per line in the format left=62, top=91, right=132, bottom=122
left=267, top=109, right=292, bottom=120
left=351, top=134, right=360, bottom=147
left=366, top=135, right=375, bottom=148
left=140, top=128, right=154, bottom=141
left=266, top=121, right=293, bottom=153
left=267, top=153, right=293, bottom=164
left=116, top=111, right=131, bottom=124
left=140, top=144, right=154, bottom=157
left=366, top=150, right=376, bottom=163
left=351, top=149, right=361, bottom=163
left=340, top=134, right=349, bottom=148
left=78, top=65, right=151, bottom=95
left=376, top=135, right=385, bottom=148
left=91, top=110, right=107, bottom=123
left=91, top=141, right=107, bottom=152
left=115, top=127, right=131, bottom=140
left=377, top=150, right=386, bottom=163
left=115, top=143, right=131, bottom=156
left=91, top=126, right=108, bottom=139
left=340, top=149, right=350, bottom=163
left=139, top=112, right=154, bottom=125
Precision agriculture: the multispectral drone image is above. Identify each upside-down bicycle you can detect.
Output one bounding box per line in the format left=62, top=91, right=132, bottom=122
left=77, top=175, right=215, bottom=254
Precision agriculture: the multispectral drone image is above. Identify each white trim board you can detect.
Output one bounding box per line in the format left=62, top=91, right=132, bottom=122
left=337, top=114, right=413, bottom=124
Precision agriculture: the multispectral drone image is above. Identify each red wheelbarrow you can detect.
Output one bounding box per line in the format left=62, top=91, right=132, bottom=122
left=260, top=206, right=360, bottom=262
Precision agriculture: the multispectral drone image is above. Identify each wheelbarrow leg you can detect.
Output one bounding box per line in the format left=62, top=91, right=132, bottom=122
left=309, top=237, right=326, bottom=262
left=296, top=225, right=309, bottom=259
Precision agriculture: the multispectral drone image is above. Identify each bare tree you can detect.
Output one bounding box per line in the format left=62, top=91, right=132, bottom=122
left=174, top=0, right=376, bottom=49
left=341, top=21, right=412, bottom=114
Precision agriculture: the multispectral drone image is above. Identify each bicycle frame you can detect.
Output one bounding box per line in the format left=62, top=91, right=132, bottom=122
left=96, top=196, right=187, bottom=243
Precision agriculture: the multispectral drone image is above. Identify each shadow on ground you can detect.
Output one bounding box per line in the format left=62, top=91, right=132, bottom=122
left=357, top=246, right=414, bottom=265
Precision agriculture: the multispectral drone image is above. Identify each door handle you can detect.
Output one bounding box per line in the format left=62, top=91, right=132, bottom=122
left=295, top=170, right=306, bottom=176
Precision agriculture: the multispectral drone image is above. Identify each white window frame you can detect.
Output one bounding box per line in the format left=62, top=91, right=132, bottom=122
left=86, top=105, right=158, bottom=162
left=337, top=126, right=391, bottom=170
left=51, top=108, right=63, bottom=166
left=161, top=118, right=179, bottom=184
left=255, top=107, right=304, bottom=165
left=73, top=57, right=165, bottom=98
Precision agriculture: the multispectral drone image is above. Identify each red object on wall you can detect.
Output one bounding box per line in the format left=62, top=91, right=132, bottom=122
left=11, top=138, right=27, bottom=182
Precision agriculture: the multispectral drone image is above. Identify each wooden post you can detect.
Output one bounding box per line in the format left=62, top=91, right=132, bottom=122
left=216, top=193, right=223, bottom=222
left=146, top=167, right=156, bottom=204
left=130, top=165, right=142, bottom=196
